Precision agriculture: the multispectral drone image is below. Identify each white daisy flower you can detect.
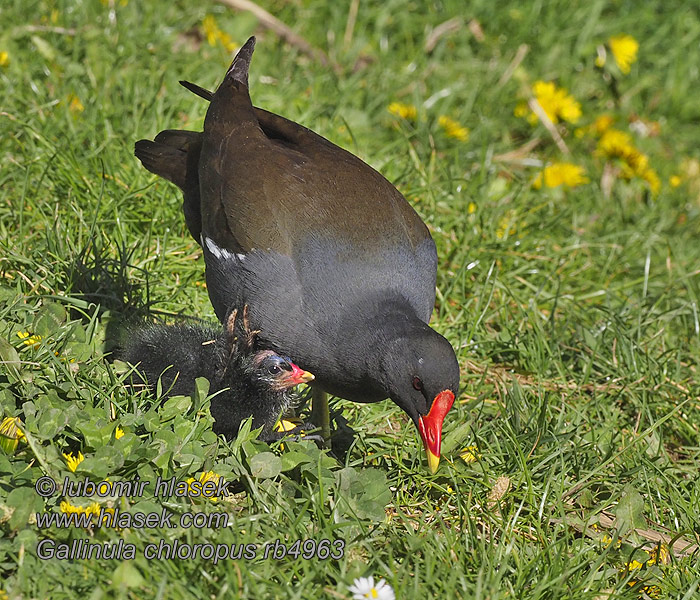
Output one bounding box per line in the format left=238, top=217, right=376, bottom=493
left=348, top=576, right=395, bottom=600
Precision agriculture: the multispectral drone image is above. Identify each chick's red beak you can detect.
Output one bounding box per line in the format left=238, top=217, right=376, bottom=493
left=417, top=390, right=455, bottom=473
left=288, top=362, right=315, bottom=385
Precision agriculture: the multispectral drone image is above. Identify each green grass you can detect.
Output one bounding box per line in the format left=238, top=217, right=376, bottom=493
left=1, top=0, right=700, bottom=598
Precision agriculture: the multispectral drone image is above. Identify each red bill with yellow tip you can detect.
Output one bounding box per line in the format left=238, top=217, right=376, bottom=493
left=417, top=390, right=455, bottom=473
left=289, top=362, right=315, bottom=385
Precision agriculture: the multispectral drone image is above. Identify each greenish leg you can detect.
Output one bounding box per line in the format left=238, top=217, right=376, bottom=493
left=311, top=388, right=331, bottom=447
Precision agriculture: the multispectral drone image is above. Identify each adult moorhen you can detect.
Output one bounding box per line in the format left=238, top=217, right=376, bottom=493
left=135, top=37, right=460, bottom=472
left=119, top=308, right=315, bottom=441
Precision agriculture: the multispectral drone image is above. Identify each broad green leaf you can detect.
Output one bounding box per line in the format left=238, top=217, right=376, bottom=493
left=8, top=486, right=44, bottom=530
left=111, top=562, right=145, bottom=589
left=280, top=451, right=312, bottom=471
left=615, top=485, right=646, bottom=535
left=441, top=420, right=473, bottom=455
left=33, top=302, right=66, bottom=336
left=159, top=395, right=192, bottom=421
left=248, top=452, right=282, bottom=479
left=30, top=35, right=57, bottom=63
left=35, top=407, right=68, bottom=440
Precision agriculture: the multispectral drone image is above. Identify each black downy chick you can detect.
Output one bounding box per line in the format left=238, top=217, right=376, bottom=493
left=120, top=307, right=315, bottom=441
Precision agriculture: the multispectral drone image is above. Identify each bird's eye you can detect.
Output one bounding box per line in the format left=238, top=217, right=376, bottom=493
left=268, top=364, right=282, bottom=375
left=412, top=376, right=423, bottom=391
left=266, top=356, right=292, bottom=376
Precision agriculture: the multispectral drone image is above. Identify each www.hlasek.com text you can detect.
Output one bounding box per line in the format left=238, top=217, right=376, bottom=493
left=36, top=506, right=228, bottom=530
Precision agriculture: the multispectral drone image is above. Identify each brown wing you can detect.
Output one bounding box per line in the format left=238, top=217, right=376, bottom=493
left=198, top=49, right=429, bottom=258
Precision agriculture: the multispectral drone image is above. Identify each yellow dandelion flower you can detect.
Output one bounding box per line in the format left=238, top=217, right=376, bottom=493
left=601, top=534, right=611, bottom=545
left=625, top=559, right=644, bottom=571
left=625, top=580, right=661, bottom=597
left=0, top=416, right=25, bottom=454
left=201, top=15, right=237, bottom=53
left=186, top=470, right=222, bottom=501
left=597, top=129, right=659, bottom=193
left=0, top=51, right=9, bottom=68
left=460, top=445, right=480, bottom=464
left=17, top=330, right=42, bottom=349
left=520, top=81, right=581, bottom=125
left=575, top=114, right=614, bottom=138
left=199, top=470, right=220, bottom=485
left=624, top=142, right=648, bottom=165
left=601, top=534, right=622, bottom=549
left=670, top=175, right=682, bottom=188
left=60, top=500, right=101, bottom=518
left=530, top=81, right=558, bottom=123
left=514, top=101, right=529, bottom=118
left=467, top=202, right=477, bottom=214
left=648, top=544, right=670, bottom=565
left=593, top=114, right=614, bottom=135
left=535, top=80, right=581, bottom=124
left=438, top=115, right=469, bottom=141
left=596, top=129, right=635, bottom=159
left=59, top=500, right=81, bottom=513
left=609, top=34, right=638, bottom=74
left=218, top=31, right=237, bottom=53
left=201, top=15, right=220, bottom=47
left=640, top=166, right=660, bottom=194
left=54, top=350, right=75, bottom=364
left=556, top=95, right=582, bottom=124
left=388, top=102, right=417, bottom=121
left=99, top=506, right=116, bottom=521
left=641, top=585, right=662, bottom=599
left=114, top=426, right=125, bottom=439
left=0, top=417, right=25, bottom=440
left=533, top=163, right=588, bottom=189
left=496, top=215, right=517, bottom=239
left=66, top=93, right=84, bottom=114
left=63, top=451, right=85, bottom=472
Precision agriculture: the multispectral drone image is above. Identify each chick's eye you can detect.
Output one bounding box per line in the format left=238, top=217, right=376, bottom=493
left=412, top=376, right=423, bottom=391
left=266, top=357, right=292, bottom=376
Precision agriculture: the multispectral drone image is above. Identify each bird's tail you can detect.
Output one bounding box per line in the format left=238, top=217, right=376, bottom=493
left=203, top=35, right=258, bottom=132
left=179, top=80, right=213, bottom=101
left=225, top=36, right=256, bottom=87
left=134, top=130, right=201, bottom=190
